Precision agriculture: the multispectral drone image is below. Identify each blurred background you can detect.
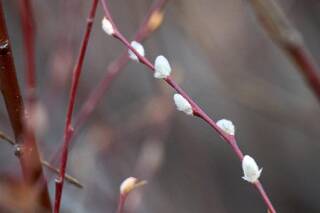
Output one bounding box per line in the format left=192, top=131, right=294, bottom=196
left=1, top=0, right=320, bottom=212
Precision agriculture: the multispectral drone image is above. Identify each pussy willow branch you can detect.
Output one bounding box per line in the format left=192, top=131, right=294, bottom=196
left=100, top=0, right=276, bottom=212
left=0, top=131, right=82, bottom=188
left=74, top=0, right=167, bottom=130
left=0, top=1, right=51, bottom=211
left=54, top=0, right=98, bottom=212
left=247, top=0, right=320, bottom=102
left=45, top=0, right=167, bottom=187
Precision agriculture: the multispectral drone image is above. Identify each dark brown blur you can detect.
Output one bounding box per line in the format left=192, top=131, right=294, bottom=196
left=1, top=0, right=320, bottom=212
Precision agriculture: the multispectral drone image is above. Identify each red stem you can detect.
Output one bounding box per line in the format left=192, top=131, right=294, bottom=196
left=286, top=46, right=320, bottom=101
left=54, top=0, right=98, bottom=212
left=116, top=194, right=127, bottom=213
left=19, top=0, right=36, bottom=101
left=247, top=0, right=320, bottom=103
left=74, top=53, right=128, bottom=129
left=100, top=0, right=276, bottom=212
left=255, top=181, right=276, bottom=213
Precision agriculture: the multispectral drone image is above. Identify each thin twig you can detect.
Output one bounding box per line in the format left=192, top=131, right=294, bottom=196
left=19, top=0, right=36, bottom=102
left=0, top=1, right=52, bottom=211
left=47, top=0, right=167, bottom=186
left=0, top=131, right=82, bottom=188
left=116, top=194, right=127, bottom=213
left=41, top=160, right=83, bottom=188
left=100, top=0, right=276, bottom=212
left=74, top=0, right=167, bottom=130
left=54, top=0, right=99, bottom=212
left=247, top=0, right=320, bottom=102
left=0, top=131, right=15, bottom=145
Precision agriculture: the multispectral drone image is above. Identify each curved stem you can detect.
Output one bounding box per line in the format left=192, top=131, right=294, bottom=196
left=248, top=0, right=320, bottom=103
left=100, top=0, right=276, bottom=212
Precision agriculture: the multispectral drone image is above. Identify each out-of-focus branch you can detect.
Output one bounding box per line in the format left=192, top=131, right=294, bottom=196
left=47, top=0, right=167, bottom=185
left=19, top=0, right=36, bottom=102
left=41, top=160, right=83, bottom=188
left=0, top=131, right=15, bottom=145
left=74, top=0, right=167, bottom=131
left=0, top=131, right=82, bottom=188
left=0, top=1, right=51, bottom=211
left=247, top=0, right=320, bottom=102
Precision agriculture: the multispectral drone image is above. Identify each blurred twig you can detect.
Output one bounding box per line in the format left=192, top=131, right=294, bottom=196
left=0, top=2, right=51, bottom=211
left=0, top=131, right=83, bottom=188
left=48, top=0, right=168, bottom=186
left=19, top=0, right=36, bottom=102
left=41, top=160, right=83, bottom=188
left=74, top=0, right=167, bottom=132
left=0, top=131, right=15, bottom=145
left=247, top=0, right=320, bottom=102
left=52, top=1, right=167, bottom=210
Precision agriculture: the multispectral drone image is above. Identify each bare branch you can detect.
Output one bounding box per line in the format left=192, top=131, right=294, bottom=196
left=247, top=0, right=320, bottom=102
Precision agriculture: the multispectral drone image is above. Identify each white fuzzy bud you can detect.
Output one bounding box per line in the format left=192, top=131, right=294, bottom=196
left=173, top=94, right=193, bottom=115
left=154, top=55, right=171, bottom=79
left=120, top=177, right=146, bottom=195
left=102, top=17, right=114, bottom=36
left=216, top=119, right=235, bottom=135
left=242, top=155, right=262, bottom=183
left=128, top=41, right=145, bottom=61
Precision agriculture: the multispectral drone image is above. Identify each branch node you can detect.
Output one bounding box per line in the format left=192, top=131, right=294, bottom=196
left=0, top=40, right=9, bottom=55
left=14, top=144, right=24, bottom=157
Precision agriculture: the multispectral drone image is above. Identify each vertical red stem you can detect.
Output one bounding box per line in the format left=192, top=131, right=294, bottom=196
left=116, top=194, right=127, bottom=213
left=54, top=0, right=98, bottom=212
left=19, top=0, right=36, bottom=101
